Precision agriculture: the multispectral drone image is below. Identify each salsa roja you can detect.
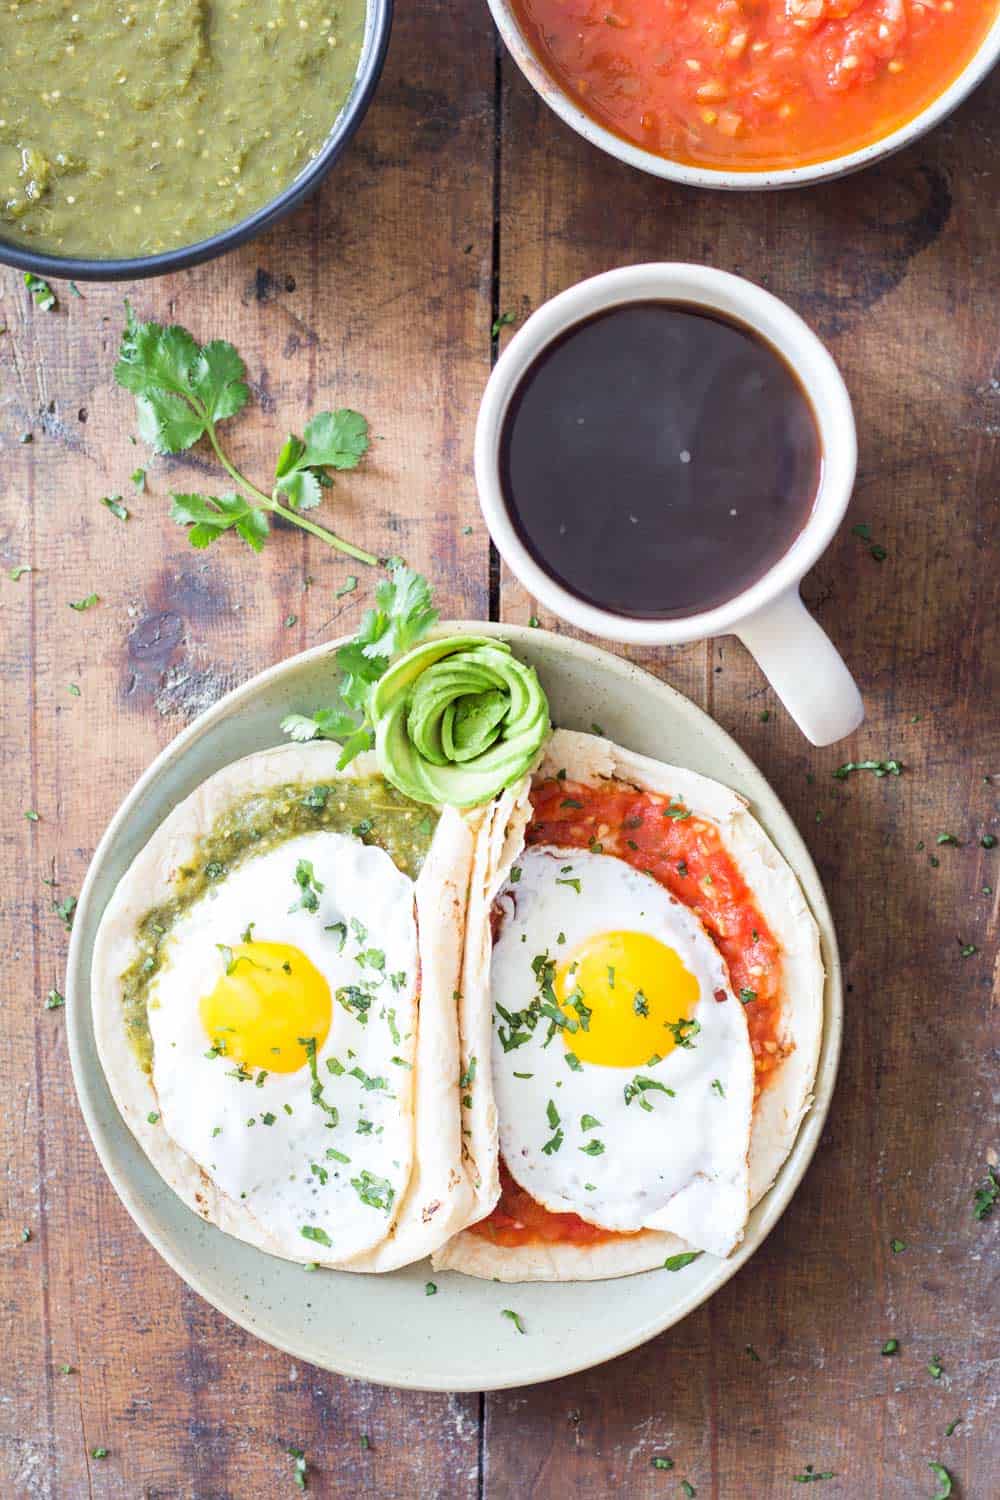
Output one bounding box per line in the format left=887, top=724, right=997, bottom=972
left=510, top=0, right=998, bottom=171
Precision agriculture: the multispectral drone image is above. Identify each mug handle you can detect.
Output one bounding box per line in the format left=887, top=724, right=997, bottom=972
left=735, top=587, right=864, bottom=747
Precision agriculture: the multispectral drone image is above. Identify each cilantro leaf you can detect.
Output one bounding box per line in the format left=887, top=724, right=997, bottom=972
left=928, top=1462, right=953, bottom=1499
left=301, top=409, right=369, bottom=470
left=280, top=709, right=359, bottom=743
left=170, top=493, right=270, bottom=553
left=188, top=339, right=250, bottom=424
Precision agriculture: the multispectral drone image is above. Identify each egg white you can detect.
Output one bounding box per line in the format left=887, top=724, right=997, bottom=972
left=148, top=831, right=418, bottom=1263
left=490, top=847, right=755, bottom=1256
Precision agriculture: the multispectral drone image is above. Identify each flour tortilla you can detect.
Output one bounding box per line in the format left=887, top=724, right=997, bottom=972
left=433, top=729, right=825, bottom=1282
left=93, top=744, right=478, bottom=1273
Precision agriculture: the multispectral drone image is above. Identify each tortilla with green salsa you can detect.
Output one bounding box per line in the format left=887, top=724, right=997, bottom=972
left=0, top=0, right=366, bottom=259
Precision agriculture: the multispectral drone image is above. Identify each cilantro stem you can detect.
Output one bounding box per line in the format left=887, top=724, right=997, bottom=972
left=202, top=425, right=379, bottom=566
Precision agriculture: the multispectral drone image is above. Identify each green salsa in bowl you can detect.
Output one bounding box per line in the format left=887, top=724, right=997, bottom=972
left=0, top=0, right=391, bottom=279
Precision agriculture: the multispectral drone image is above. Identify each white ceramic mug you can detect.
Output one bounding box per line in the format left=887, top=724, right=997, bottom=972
left=474, top=263, right=864, bottom=747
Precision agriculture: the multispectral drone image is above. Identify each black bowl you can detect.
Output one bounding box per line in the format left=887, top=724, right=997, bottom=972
left=0, top=0, right=393, bottom=283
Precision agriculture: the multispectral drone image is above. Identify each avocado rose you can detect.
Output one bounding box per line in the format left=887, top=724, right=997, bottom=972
left=371, top=636, right=550, bottom=807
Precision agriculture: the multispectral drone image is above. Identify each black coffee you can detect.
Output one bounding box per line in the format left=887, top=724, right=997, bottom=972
left=498, top=301, right=821, bottom=619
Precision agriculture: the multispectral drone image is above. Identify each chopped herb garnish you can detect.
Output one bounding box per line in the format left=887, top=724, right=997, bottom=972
left=711, top=1078, right=725, bottom=1097
left=289, top=858, right=324, bottom=914
left=560, top=798, right=584, bottom=810
left=100, top=494, right=130, bottom=521
left=131, top=467, right=146, bottom=491
left=299, top=1036, right=338, bottom=1124
left=928, top=1355, right=944, bottom=1380
left=351, top=1169, right=395, bottom=1212
left=300, top=1224, right=333, bottom=1248
left=936, top=833, right=960, bottom=846
left=651, top=1456, right=674, bottom=1470
left=542, top=1129, right=564, bottom=1155
left=624, top=1075, right=675, bottom=1110
left=664, top=1016, right=700, bottom=1048
left=147, top=1111, right=160, bottom=1125
left=555, top=877, right=581, bottom=894
left=580, top=1113, right=602, bottom=1131
left=501, top=1307, right=526, bottom=1334
left=492, top=310, right=517, bottom=337
left=90, top=1447, right=109, bottom=1460
left=745, top=1344, right=761, bottom=1362
left=959, top=943, right=977, bottom=958
left=425, top=1281, right=437, bottom=1296
left=336, top=575, right=359, bottom=597
left=663, top=1251, right=702, bottom=1272
left=69, top=593, right=99, bottom=611
left=8, top=565, right=33, bottom=581
left=792, top=1467, right=834, bottom=1484
left=944, top=1419, right=961, bottom=1438
left=739, top=988, right=757, bottom=1005
left=833, top=759, right=903, bottom=779
left=25, top=273, right=56, bottom=310
left=881, top=1338, right=899, bottom=1356
left=565, top=1052, right=582, bottom=1071
left=681, top=1483, right=696, bottom=1497
left=509, top=866, right=522, bottom=884
left=633, top=991, right=649, bottom=1018
left=45, top=989, right=65, bottom=1010
left=579, top=1139, right=605, bottom=1156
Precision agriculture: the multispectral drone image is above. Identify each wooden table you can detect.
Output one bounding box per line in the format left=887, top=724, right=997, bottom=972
left=2, top=3, right=997, bottom=1495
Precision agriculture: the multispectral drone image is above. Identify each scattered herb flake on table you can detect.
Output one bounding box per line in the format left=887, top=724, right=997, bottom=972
left=833, top=758, right=903, bottom=779
left=25, top=273, right=56, bottom=310
left=501, top=1308, right=526, bottom=1334
left=792, top=1466, right=834, bottom=1483
left=287, top=1446, right=308, bottom=1490
left=928, top=1461, right=953, bottom=1498
left=492, top=310, right=516, bottom=337
left=890, top=1237, right=906, bottom=1253
left=100, top=494, right=129, bottom=520
left=69, top=593, right=99, bottom=611
left=8, top=565, right=33, bottom=581
left=972, top=1164, right=998, bottom=1220
left=45, top=989, right=64, bottom=1010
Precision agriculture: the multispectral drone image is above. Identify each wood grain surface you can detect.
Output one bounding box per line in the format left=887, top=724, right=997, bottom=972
left=1, top=1, right=997, bottom=1494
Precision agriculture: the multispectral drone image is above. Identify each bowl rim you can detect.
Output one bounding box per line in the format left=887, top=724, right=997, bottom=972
left=0, top=0, right=394, bottom=282
left=486, top=0, right=1000, bottom=190
left=65, top=620, right=843, bottom=1390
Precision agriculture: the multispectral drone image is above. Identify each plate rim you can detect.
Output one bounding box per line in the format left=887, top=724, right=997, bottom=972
left=65, top=622, right=843, bottom=1391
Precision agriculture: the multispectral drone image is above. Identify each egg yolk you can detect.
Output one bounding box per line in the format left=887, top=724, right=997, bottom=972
left=199, top=941, right=331, bottom=1074
left=555, top=930, right=700, bottom=1068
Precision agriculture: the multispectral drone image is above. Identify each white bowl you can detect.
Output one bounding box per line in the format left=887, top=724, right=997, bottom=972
left=486, top=0, right=1000, bottom=189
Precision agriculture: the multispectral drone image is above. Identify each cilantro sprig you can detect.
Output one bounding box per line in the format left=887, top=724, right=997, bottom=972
left=281, top=561, right=438, bottom=768
left=114, top=304, right=378, bottom=565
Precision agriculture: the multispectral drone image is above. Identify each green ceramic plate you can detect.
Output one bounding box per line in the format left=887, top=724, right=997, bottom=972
left=66, top=624, right=841, bottom=1391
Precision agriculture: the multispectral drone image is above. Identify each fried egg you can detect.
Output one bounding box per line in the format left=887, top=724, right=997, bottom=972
left=148, top=831, right=418, bottom=1263
left=490, top=847, right=755, bottom=1256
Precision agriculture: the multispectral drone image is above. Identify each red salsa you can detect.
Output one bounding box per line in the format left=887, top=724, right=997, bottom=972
left=472, top=777, right=786, bottom=1249
left=511, top=0, right=998, bottom=170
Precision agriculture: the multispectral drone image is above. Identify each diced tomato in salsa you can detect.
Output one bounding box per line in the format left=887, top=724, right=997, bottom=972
left=511, top=0, right=997, bottom=170
left=472, top=777, right=786, bottom=1249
